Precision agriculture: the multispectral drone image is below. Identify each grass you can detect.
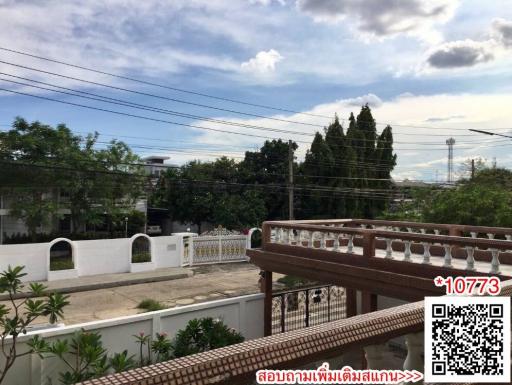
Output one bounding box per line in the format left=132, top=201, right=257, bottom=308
left=137, top=299, right=167, bottom=312
left=50, top=257, right=74, bottom=271
left=277, top=275, right=317, bottom=289
left=132, top=252, right=151, bottom=263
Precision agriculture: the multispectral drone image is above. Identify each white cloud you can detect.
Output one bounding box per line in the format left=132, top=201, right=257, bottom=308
left=241, top=49, right=284, bottom=74
left=340, top=93, right=383, bottom=108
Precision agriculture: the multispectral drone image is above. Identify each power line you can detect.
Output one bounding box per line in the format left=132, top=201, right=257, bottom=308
left=0, top=59, right=325, bottom=128
left=0, top=46, right=333, bottom=120
left=3, top=47, right=512, bottom=134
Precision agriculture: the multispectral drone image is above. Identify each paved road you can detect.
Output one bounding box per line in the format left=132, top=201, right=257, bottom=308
left=15, top=263, right=273, bottom=325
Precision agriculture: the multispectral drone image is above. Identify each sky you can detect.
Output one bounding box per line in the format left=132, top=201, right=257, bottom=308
left=1, top=0, right=512, bottom=182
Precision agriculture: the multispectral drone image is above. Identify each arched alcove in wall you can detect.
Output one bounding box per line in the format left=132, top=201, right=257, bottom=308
left=49, top=238, right=75, bottom=271
left=131, top=234, right=152, bottom=263
left=248, top=228, right=262, bottom=249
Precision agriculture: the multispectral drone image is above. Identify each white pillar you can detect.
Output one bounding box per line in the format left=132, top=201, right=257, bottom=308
left=465, top=246, right=475, bottom=271
left=364, top=344, right=387, bottom=370
left=443, top=245, right=452, bottom=268
left=385, top=238, right=393, bottom=259
left=404, top=333, right=424, bottom=385
left=347, top=235, right=354, bottom=253
left=422, top=242, right=431, bottom=264
left=490, top=249, right=500, bottom=274
left=404, top=241, right=412, bottom=262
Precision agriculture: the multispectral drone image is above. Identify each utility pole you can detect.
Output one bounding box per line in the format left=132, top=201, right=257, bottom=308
left=288, top=140, right=294, bottom=220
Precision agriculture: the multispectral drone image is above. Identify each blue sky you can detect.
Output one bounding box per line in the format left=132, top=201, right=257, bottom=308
left=1, top=0, right=512, bottom=181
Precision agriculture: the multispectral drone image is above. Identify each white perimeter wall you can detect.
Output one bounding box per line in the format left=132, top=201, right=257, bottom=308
left=0, top=293, right=264, bottom=385
left=0, top=234, right=185, bottom=281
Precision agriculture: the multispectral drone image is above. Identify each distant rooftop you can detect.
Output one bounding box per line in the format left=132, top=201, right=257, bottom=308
left=142, top=156, right=170, bottom=164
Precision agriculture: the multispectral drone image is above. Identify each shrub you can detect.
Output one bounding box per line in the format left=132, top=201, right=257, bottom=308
left=277, top=275, right=317, bottom=289
left=173, top=317, right=244, bottom=358
left=137, top=299, right=166, bottom=312
left=0, top=265, right=69, bottom=384
left=50, top=258, right=75, bottom=271
left=132, top=252, right=151, bottom=263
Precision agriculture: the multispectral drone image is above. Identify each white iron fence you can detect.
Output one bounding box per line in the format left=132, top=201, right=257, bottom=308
left=184, top=234, right=248, bottom=266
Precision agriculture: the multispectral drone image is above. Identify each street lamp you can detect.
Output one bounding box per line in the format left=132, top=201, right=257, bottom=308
left=124, top=217, right=128, bottom=238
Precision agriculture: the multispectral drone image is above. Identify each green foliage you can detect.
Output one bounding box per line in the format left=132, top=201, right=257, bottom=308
left=31, top=330, right=117, bottom=384
left=276, top=275, right=318, bottom=289
left=137, top=299, right=166, bottom=312
left=173, top=317, right=244, bottom=358
left=0, top=265, right=69, bottom=384
left=132, top=252, right=151, bottom=263
left=151, top=332, right=172, bottom=362
left=133, top=331, right=151, bottom=366
left=109, top=350, right=136, bottom=373
left=0, top=118, right=145, bottom=238
left=50, top=258, right=74, bottom=271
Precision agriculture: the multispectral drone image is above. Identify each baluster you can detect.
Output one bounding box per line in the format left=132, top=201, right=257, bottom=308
left=404, top=333, right=424, bottom=385
left=333, top=233, right=340, bottom=251
left=420, top=228, right=426, bottom=234
left=434, top=229, right=440, bottom=235
left=276, top=228, right=282, bottom=243
left=320, top=232, right=327, bottom=249
left=288, top=229, right=294, bottom=245
left=385, top=238, right=393, bottom=259
left=470, top=231, right=477, bottom=239
left=443, top=244, right=452, bottom=268
left=298, top=230, right=304, bottom=246
left=406, top=227, right=413, bottom=233
left=465, top=246, right=475, bottom=271
left=487, top=233, right=495, bottom=240
left=506, top=235, right=512, bottom=241
left=403, top=240, right=412, bottom=262
left=422, top=242, right=431, bottom=264
left=347, top=234, right=354, bottom=253
left=283, top=228, right=290, bottom=244
left=309, top=231, right=315, bottom=248
left=364, top=344, right=387, bottom=370
left=490, top=249, right=500, bottom=274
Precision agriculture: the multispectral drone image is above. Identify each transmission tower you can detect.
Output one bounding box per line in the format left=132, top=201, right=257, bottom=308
left=446, top=138, right=455, bottom=183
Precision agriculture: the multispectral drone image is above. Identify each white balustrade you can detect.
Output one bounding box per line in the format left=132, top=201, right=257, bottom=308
left=403, top=241, right=412, bottom=262
left=434, top=229, right=440, bottom=235
left=470, top=231, right=477, bottom=239
left=422, top=242, right=431, bottom=264
left=465, top=246, right=475, bottom=271
left=288, top=229, right=294, bottom=245
left=490, top=249, right=500, bottom=274
left=443, top=244, right=452, bottom=268
left=310, top=231, right=315, bottom=248
left=506, top=235, right=512, bottom=241
left=364, top=344, right=387, bottom=370
left=407, top=227, right=413, bottom=233
left=420, top=228, right=426, bottom=234
left=487, top=233, right=495, bottom=239
left=385, top=238, right=393, bottom=259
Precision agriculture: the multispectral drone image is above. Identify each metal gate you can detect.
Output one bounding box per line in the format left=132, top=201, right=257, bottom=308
left=271, top=285, right=346, bottom=335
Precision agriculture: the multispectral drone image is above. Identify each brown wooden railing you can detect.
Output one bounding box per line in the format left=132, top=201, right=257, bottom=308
left=262, top=219, right=512, bottom=274
left=80, top=279, right=512, bottom=385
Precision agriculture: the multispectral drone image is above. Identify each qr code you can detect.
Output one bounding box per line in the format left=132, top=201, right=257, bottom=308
left=425, top=296, right=510, bottom=383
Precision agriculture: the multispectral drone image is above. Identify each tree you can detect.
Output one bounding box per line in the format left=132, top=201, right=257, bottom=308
left=0, top=266, right=69, bottom=384
left=0, top=118, right=145, bottom=236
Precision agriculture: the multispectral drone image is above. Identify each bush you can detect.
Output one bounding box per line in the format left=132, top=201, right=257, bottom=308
left=277, top=275, right=318, bottom=289
left=132, top=252, right=151, bottom=263
left=137, top=299, right=166, bottom=312
left=173, top=317, right=244, bottom=358
left=50, top=258, right=75, bottom=271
